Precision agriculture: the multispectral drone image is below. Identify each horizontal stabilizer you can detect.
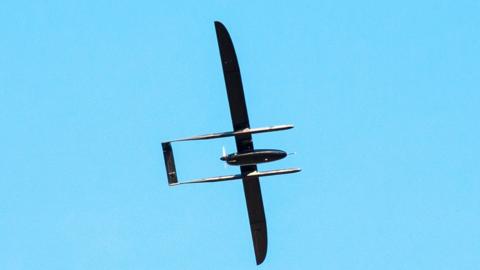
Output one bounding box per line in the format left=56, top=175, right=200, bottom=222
left=162, top=142, right=178, bottom=185
left=166, top=124, right=293, bottom=143
left=170, top=167, right=301, bottom=186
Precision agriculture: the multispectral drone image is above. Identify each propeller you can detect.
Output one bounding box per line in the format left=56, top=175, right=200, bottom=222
left=222, top=145, right=227, bottom=168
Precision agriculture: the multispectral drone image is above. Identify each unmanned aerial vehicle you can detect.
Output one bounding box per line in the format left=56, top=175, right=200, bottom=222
left=162, top=21, right=301, bottom=265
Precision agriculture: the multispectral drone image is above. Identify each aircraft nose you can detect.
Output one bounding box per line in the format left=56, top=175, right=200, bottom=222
left=220, top=156, right=226, bottom=161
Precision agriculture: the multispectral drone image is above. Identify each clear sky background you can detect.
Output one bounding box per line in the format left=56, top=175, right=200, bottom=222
left=1, top=1, right=479, bottom=269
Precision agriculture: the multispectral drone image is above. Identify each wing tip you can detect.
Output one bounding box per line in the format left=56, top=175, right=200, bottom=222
left=254, top=229, right=268, bottom=265
left=256, top=252, right=267, bottom=265
left=251, top=221, right=268, bottom=265
left=214, top=21, right=225, bottom=30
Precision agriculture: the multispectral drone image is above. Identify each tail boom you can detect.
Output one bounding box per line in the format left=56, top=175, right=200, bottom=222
left=166, top=124, right=293, bottom=143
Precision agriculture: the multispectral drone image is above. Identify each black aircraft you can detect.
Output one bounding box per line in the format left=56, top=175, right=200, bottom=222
left=162, top=21, right=301, bottom=265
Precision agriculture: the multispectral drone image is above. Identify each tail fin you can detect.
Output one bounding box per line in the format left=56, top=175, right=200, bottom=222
left=162, top=142, right=178, bottom=185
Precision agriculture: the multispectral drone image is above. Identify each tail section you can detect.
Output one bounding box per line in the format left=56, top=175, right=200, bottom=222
left=162, top=142, right=178, bottom=185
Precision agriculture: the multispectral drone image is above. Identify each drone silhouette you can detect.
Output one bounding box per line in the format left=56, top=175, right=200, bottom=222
left=162, top=21, right=300, bottom=265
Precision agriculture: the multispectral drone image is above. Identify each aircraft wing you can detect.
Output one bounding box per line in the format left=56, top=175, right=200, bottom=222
left=215, top=21, right=251, bottom=134
left=215, top=21, right=267, bottom=265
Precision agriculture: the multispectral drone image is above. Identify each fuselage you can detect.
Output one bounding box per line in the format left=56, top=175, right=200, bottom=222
left=220, top=149, right=287, bottom=166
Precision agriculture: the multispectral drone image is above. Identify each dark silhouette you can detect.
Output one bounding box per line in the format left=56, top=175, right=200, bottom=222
left=161, top=21, right=300, bottom=265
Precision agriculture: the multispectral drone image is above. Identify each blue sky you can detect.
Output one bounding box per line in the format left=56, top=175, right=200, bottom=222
left=1, top=1, right=479, bottom=269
